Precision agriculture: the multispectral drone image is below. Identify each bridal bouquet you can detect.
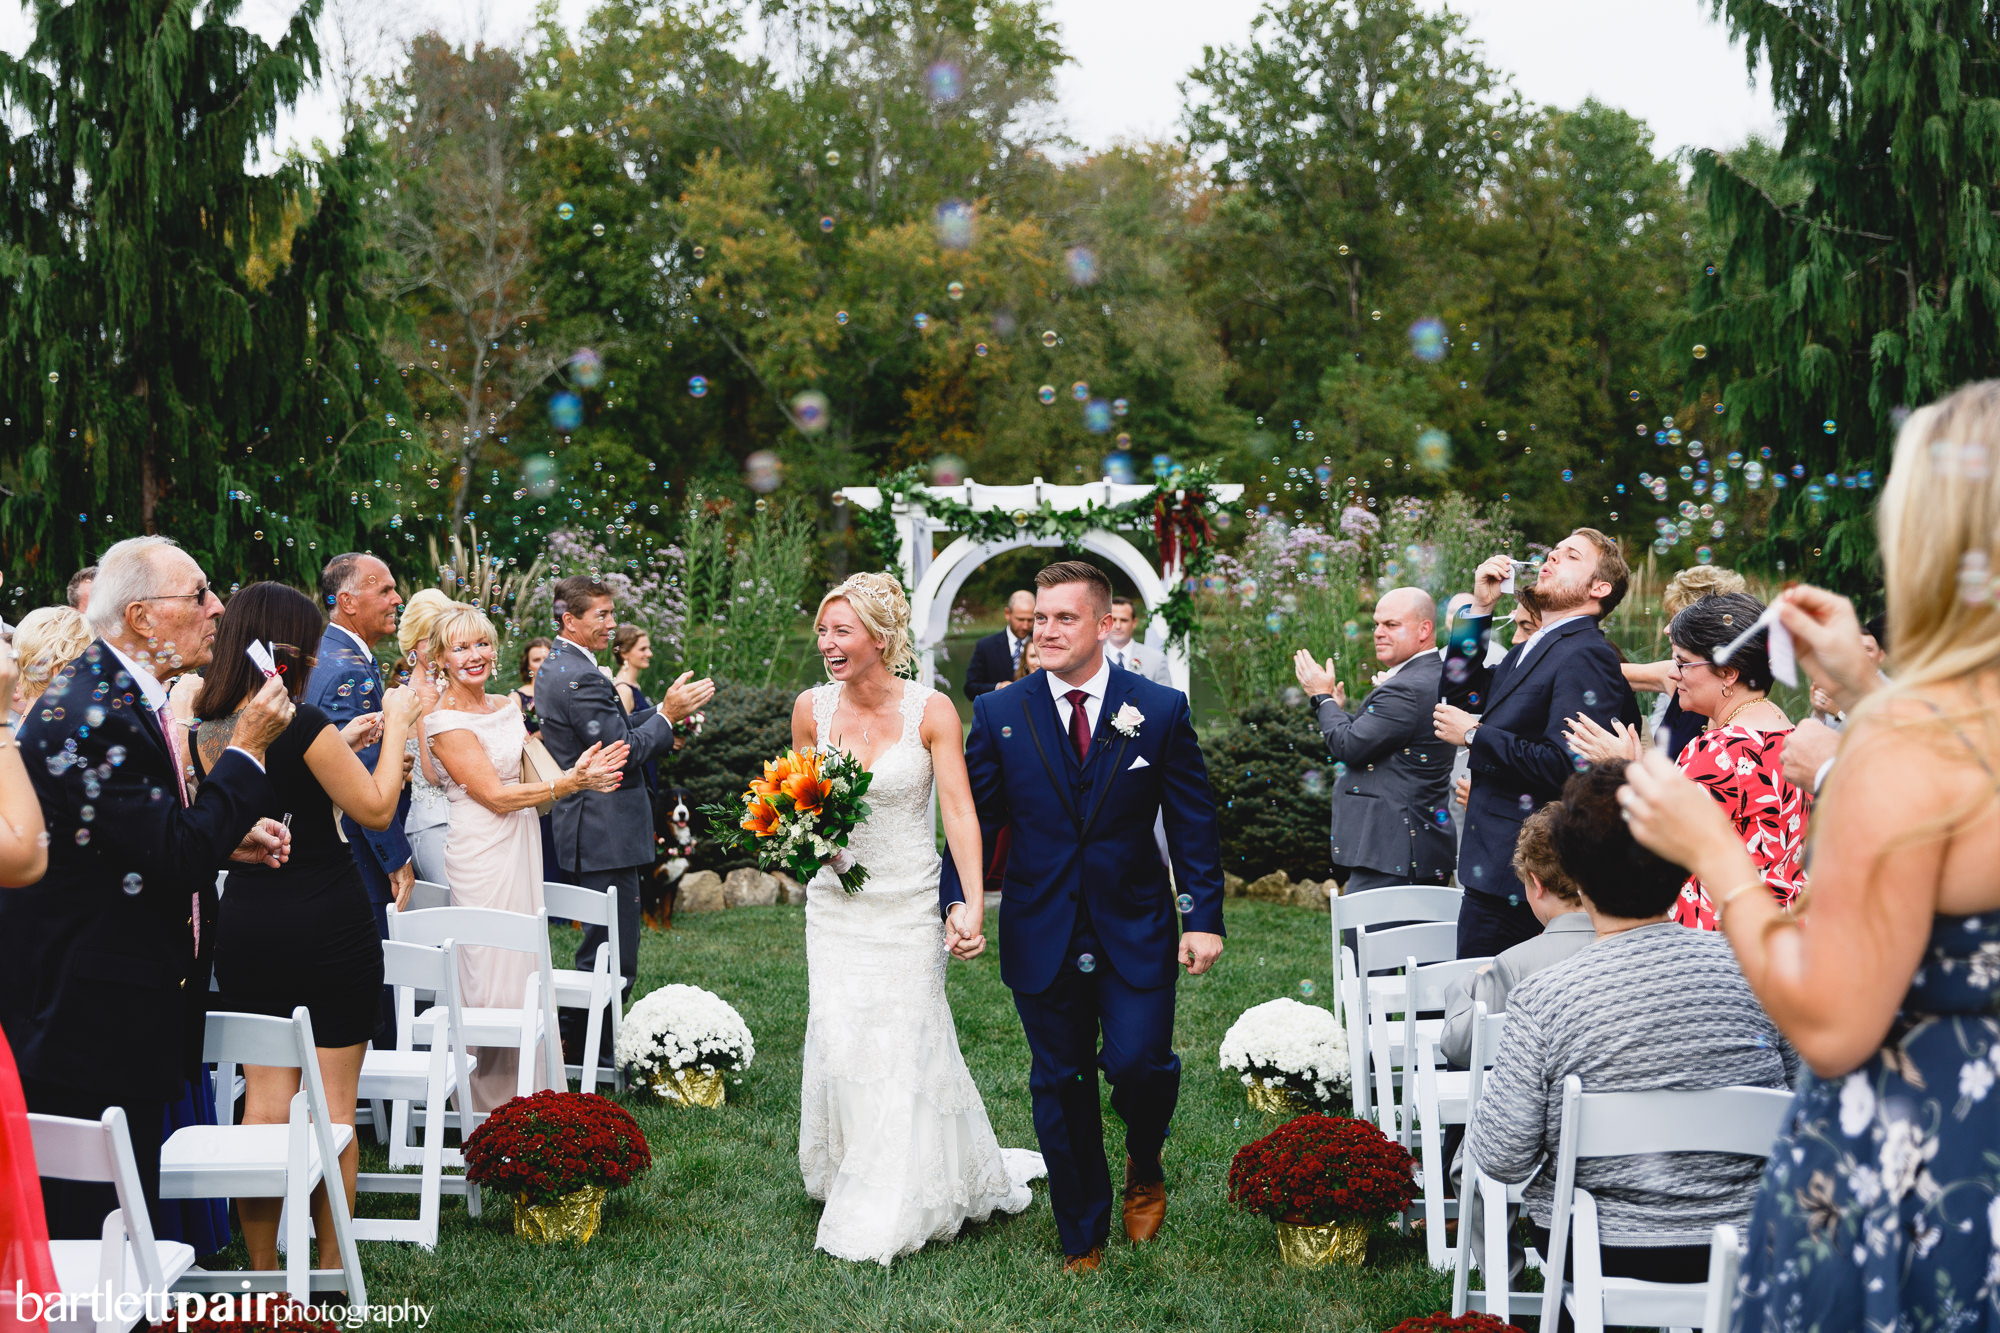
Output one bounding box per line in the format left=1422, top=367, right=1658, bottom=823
left=701, top=746, right=874, bottom=894
left=616, top=983, right=756, bottom=1108
left=1220, top=997, right=1351, bottom=1113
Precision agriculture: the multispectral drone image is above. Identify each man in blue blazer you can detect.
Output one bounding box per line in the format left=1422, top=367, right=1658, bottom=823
left=1432, top=530, right=1639, bottom=958
left=961, top=589, right=1035, bottom=698
left=941, top=561, right=1225, bottom=1273
left=306, top=554, right=413, bottom=924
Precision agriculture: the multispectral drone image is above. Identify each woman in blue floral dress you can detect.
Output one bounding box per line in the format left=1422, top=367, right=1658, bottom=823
left=1618, top=380, right=2000, bottom=1332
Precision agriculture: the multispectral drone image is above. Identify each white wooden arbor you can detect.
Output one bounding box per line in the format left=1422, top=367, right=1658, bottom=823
left=842, top=476, right=1245, bottom=695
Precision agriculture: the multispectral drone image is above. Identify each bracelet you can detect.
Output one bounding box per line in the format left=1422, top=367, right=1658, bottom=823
left=1712, top=877, right=1768, bottom=926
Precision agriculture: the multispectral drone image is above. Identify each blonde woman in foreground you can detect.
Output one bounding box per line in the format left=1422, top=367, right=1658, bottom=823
left=1619, top=379, right=2000, bottom=1332
left=791, top=572, right=1043, bottom=1266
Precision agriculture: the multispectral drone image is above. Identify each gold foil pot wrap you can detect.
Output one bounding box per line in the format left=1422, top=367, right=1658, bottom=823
left=1275, top=1217, right=1369, bottom=1269
left=1246, top=1075, right=1311, bottom=1117
left=513, top=1184, right=605, bottom=1244
left=648, top=1065, right=727, bottom=1108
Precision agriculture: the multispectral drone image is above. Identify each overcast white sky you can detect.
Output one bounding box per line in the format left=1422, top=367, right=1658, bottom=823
left=0, top=0, right=1781, bottom=164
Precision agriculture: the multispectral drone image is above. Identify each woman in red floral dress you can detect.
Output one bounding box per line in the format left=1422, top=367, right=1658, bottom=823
left=1566, top=591, right=1808, bottom=928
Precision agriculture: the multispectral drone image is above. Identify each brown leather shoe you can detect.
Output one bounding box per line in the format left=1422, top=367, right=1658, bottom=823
left=1061, top=1246, right=1103, bottom=1274
left=1122, top=1156, right=1166, bottom=1242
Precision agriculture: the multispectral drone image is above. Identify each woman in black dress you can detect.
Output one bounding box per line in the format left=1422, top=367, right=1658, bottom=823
left=193, top=583, right=420, bottom=1277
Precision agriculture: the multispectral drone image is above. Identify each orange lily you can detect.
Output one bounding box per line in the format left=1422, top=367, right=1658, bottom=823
left=740, top=798, right=782, bottom=837
left=781, top=766, right=832, bottom=815
left=750, top=752, right=797, bottom=800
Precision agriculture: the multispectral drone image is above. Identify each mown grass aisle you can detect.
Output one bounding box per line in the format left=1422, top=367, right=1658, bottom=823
left=347, top=901, right=1451, bottom=1331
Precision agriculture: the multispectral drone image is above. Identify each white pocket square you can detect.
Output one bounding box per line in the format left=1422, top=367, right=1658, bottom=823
left=1128, top=755, right=1150, bottom=770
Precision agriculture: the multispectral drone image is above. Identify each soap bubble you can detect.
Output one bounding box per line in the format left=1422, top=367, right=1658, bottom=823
left=947, top=281, right=964, bottom=301
left=913, top=312, right=929, bottom=330
left=46, top=371, right=57, bottom=384
left=974, top=342, right=988, bottom=357
left=824, top=149, right=841, bottom=167
left=591, top=222, right=605, bottom=237
left=1298, top=979, right=1316, bottom=998
left=835, top=310, right=849, bottom=325
left=1692, top=344, right=1708, bottom=359
left=1066, top=247, right=1098, bottom=285
left=548, top=392, right=583, bottom=431
left=122, top=873, right=142, bottom=895
left=819, top=215, right=835, bottom=232
left=557, top=202, right=574, bottom=220
left=1041, top=329, right=1059, bottom=348
left=1696, top=546, right=1714, bottom=564
left=1176, top=893, right=1193, bottom=913
left=1416, top=428, right=1452, bottom=473
left=569, top=348, right=604, bottom=388
left=1407, top=316, right=1448, bottom=363
left=1265, top=611, right=1284, bottom=634
left=1077, top=953, right=1096, bottom=974
left=927, top=60, right=962, bottom=102
left=1083, top=399, right=1113, bottom=433
left=934, top=200, right=974, bottom=250
left=791, top=390, right=829, bottom=433
left=1104, top=451, right=1136, bottom=484
left=688, top=375, right=709, bottom=398
left=930, top=454, right=966, bottom=485
left=1301, top=768, right=1324, bottom=795
left=1038, top=385, right=1056, bottom=405
left=691, top=245, right=705, bottom=259
left=745, top=450, right=781, bottom=493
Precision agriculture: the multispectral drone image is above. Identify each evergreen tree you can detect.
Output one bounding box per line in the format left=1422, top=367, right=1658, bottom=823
left=1687, top=0, right=2000, bottom=589
left=0, top=0, right=415, bottom=601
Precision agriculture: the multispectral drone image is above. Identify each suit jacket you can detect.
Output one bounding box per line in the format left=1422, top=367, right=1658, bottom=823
left=1315, top=651, right=1455, bottom=884
left=1438, top=911, right=1595, bottom=1067
left=1106, top=640, right=1173, bottom=688
left=940, top=666, right=1225, bottom=994
left=0, top=641, right=273, bottom=1096
left=534, top=637, right=676, bottom=873
left=1448, top=614, right=1639, bottom=902
left=962, top=629, right=1020, bottom=699
left=304, top=624, right=411, bottom=900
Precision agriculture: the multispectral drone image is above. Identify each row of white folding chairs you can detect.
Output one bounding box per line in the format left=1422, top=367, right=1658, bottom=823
left=1330, top=884, right=1471, bottom=1131
left=408, top=878, right=625, bottom=1094
left=1450, top=1073, right=1791, bottom=1332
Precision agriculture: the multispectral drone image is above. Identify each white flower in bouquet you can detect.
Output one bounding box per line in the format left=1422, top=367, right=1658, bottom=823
left=1219, top=997, right=1350, bottom=1108
left=616, top=983, right=756, bottom=1076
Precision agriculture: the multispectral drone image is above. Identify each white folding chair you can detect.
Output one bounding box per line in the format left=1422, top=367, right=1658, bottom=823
left=1702, top=1224, right=1741, bottom=1333
left=353, top=939, right=480, bottom=1247
left=388, top=905, right=566, bottom=1103
left=27, top=1107, right=196, bottom=1331
left=408, top=879, right=451, bottom=911
left=1540, top=1075, right=1792, bottom=1333
left=1357, top=922, right=1464, bottom=1132
left=544, top=880, right=624, bottom=1093
left=1450, top=1004, right=1541, bottom=1313
left=1330, top=885, right=1461, bottom=1124
left=160, top=1007, right=365, bottom=1304
left=1399, top=970, right=1500, bottom=1268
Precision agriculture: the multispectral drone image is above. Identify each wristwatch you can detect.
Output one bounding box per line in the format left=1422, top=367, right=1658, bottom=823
left=1463, top=724, right=1480, bottom=748
left=1308, top=693, right=1333, bottom=709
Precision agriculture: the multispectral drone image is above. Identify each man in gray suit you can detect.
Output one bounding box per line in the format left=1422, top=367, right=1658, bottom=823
left=1106, top=597, right=1174, bottom=687
left=1292, top=587, right=1455, bottom=892
left=535, top=575, right=714, bottom=1023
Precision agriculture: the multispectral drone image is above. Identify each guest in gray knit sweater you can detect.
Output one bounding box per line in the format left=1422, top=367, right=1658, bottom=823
left=1466, top=762, right=1794, bottom=1294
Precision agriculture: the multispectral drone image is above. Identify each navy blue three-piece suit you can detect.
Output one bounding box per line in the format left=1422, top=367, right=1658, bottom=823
left=940, top=664, right=1225, bottom=1258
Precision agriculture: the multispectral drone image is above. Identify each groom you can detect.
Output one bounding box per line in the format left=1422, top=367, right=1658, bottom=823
left=941, top=560, right=1226, bottom=1273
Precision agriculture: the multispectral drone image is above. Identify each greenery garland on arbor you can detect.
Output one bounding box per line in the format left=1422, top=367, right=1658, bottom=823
left=845, top=463, right=1240, bottom=647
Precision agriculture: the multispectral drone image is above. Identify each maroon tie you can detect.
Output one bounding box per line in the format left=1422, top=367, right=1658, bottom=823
left=1066, top=689, right=1091, bottom=764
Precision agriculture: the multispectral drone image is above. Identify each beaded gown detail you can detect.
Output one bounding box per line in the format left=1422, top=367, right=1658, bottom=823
left=798, top=679, right=1042, bottom=1266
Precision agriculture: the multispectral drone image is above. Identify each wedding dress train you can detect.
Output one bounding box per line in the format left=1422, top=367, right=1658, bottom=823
left=799, top=679, right=1043, bottom=1265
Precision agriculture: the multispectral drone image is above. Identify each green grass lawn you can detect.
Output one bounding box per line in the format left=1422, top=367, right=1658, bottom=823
left=312, top=901, right=1452, bottom=1331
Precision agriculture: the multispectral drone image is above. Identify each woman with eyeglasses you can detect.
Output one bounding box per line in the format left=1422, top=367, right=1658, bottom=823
left=190, top=582, right=422, bottom=1277
left=1565, top=591, right=1810, bottom=928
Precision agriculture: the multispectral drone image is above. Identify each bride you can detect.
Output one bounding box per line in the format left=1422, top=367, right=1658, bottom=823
left=791, top=572, right=1043, bottom=1265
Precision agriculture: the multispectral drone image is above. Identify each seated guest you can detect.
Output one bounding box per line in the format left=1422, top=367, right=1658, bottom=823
left=1438, top=805, right=1591, bottom=1068
left=963, top=590, right=1034, bottom=699
left=1466, top=762, right=1793, bottom=1305
left=10, top=606, right=90, bottom=721
left=2, top=535, right=289, bottom=1237
left=1619, top=565, right=1747, bottom=760
left=1432, top=533, right=1641, bottom=956
left=1293, top=586, right=1455, bottom=891
left=193, top=583, right=421, bottom=1277
left=1565, top=591, right=1809, bottom=928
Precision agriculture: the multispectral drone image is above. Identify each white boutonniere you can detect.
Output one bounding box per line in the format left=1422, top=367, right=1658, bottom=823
left=1111, top=703, right=1145, bottom=738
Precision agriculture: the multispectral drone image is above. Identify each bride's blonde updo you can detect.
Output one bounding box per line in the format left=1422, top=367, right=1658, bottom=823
left=816, top=572, right=915, bottom=677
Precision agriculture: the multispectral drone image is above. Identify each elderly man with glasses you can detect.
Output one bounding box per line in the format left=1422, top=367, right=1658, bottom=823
left=0, top=536, right=294, bottom=1238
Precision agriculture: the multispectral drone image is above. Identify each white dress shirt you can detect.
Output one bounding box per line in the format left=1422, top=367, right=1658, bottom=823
left=328, top=620, right=375, bottom=658
left=1106, top=639, right=1134, bottom=671
left=106, top=642, right=264, bottom=774
left=1048, top=655, right=1112, bottom=740
left=1512, top=612, right=1592, bottom=669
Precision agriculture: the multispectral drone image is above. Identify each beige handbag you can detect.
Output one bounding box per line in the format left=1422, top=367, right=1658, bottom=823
left=521, top=734, right=561, bottom=816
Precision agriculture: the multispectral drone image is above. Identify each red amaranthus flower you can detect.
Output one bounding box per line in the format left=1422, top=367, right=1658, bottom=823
left=462, top=1090, right=652, bottom=1205
left=1227, top=1113, right=1415, bottom=1226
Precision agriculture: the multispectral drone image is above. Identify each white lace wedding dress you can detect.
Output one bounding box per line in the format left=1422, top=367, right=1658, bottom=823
left=799, top=679, right=1043, bottom=1265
